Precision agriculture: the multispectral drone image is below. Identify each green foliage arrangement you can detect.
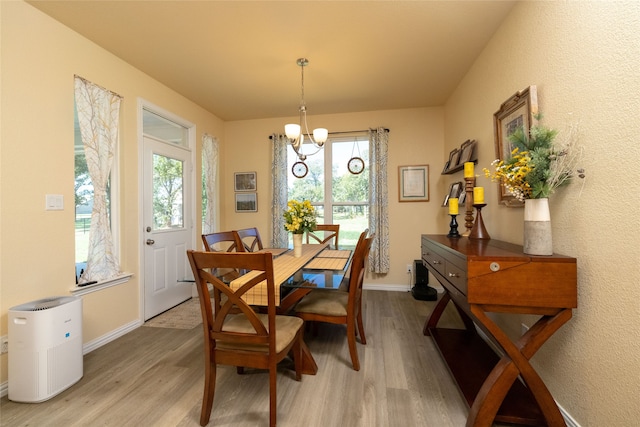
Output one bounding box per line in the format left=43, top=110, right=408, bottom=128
left=484, top=116, right=585, bottom=201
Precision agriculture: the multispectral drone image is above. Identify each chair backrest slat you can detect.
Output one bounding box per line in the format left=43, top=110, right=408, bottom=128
left=347, top=230, right=374, bottom=297
left=202, top=231, right=243, bottom=252
left=306, top=224, right=340, bottom=249
left=234, top=227, right=264, bottom=252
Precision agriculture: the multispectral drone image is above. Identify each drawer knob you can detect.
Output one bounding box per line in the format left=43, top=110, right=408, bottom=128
left=432, top=260, right=441, bottom=265
left=448, top=272, right=459, bottom=278
left=490, top=262, right=500, bottom=272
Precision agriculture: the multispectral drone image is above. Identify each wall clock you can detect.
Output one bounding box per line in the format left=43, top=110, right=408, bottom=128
left=292, top=161, right=308, bottom=178
left=348, top=157, right=365, bottom=175
left=348, top=138, right=365, bottom=175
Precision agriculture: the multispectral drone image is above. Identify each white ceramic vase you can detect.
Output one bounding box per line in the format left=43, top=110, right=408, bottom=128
left=293, top=233, right=303, bottom=257
left=523, top=198, right=553, bottom=256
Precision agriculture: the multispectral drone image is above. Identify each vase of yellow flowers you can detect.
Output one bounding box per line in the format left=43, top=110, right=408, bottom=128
left=283, top=199, right=316, bottom=257
left=484, top=117, right=585, bottom=255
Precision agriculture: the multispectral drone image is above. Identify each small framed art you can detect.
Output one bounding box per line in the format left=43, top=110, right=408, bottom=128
left=235, top=193, right=257, bottom=212
left=398, top=165, right=429, bottom=202
left=234, top=172, right=257, bottom=192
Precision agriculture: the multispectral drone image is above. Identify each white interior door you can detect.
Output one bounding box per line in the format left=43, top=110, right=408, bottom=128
left=143, top=135, right=193, bottom=320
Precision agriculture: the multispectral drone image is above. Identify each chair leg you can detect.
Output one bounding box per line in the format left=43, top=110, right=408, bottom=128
left=269, top=365, right=277, bottom=427
left=357, top=308, right=367, bottom=345
left=293, top=329, right=303, bottom=381
left=200, top=349, right=216, bottom=426
left=346, top=321, right=360, bottom=371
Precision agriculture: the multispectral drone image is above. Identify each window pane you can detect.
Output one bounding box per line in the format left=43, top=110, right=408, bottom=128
left=143, top=108, right=189, bottom=147
left=332, top=140, right=369, bottom=203
left=333, top=205, right=369, bottom=248
left=287, top=146, right=324, bottom=203
left=153, top=154, right=184, bottom=229
left=287, top=135, right=369, bottom=249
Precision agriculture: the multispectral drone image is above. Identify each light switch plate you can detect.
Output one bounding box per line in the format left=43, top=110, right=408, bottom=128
left=45, top=194, right=64, bottom=210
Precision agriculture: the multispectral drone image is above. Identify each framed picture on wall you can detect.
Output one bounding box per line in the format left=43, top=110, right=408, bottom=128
left=235, top=193, right=257, bottom=212
left=494, top=86, right=538, bottom=206
left=398, top=165, right=429, bottom=202
left=234, top=172, right=257, bottom=192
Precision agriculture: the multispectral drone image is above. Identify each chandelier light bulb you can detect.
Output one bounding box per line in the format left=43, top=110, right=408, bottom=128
left=313, top=128, right=328, bottom=144
left=285, top=124, right=301, bottom=140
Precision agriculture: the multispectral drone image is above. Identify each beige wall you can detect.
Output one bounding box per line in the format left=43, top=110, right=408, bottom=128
left=2, top=1, right=640, bottom=425
left=223, top=108, right=445, bottom=289
left=0, top=2, right=223, bottom=382
left=444, top=2, right=640, bottom=425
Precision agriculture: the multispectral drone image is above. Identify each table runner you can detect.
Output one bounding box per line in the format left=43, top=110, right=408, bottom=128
left=230, top=244, right=326, bottom=305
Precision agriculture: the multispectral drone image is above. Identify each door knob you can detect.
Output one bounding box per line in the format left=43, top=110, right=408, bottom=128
left=146, top=239, right=155, bottom=245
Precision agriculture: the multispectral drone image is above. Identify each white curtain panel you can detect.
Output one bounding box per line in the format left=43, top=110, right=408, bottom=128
left=202, top=134, right=219, bottom=234
left=368, top=127, right=390, bottom=273
left=74, top=76, right=122, bottom=283
left=271, top=134, right=289, bottom=248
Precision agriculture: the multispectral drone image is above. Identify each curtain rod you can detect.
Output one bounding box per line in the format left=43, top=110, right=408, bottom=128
left=269, top=128, right=389, bottom=139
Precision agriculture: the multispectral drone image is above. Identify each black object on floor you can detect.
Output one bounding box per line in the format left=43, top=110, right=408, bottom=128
left=411, top=259, right=437, bottom=301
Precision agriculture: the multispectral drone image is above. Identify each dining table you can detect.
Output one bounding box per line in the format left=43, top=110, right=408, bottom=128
left=228, top=243, right=353, bottom=375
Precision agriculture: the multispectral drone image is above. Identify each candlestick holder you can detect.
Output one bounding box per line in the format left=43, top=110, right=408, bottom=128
left=462, top=177, right=475, bottom=236
left=447, top=215, right=460, bottom=238
left=469, top=203, right=491, bottom=240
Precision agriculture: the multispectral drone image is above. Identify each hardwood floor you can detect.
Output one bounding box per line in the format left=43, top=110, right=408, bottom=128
left=1, top=290, right=475, bottom=426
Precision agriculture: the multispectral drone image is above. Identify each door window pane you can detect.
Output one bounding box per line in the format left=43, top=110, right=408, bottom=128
left=153, top=154, right=184, bottom=230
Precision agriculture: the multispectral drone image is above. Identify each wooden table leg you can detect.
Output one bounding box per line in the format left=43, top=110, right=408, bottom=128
left=468, top=305, right=571, bottom=427
left=423, top=291, right=451, bottom=335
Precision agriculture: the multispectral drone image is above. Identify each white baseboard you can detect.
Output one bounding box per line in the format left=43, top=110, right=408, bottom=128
left=1, top=319, right=141, bottom=398
left=363, top=283, right=412, bottom=292
left=82, top=319, right=141, bottom=355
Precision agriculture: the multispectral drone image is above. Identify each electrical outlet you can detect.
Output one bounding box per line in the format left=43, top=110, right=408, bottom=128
left=406, top=264, right=412, bottom=274
left=1, top=336, right=8, bottom=354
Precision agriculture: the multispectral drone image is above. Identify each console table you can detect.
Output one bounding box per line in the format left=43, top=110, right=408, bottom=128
left=421, top=235, right=577, bottom=427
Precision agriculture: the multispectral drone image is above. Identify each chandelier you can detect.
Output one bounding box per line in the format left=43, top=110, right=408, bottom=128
left=285, top=58, right=328, bottom=161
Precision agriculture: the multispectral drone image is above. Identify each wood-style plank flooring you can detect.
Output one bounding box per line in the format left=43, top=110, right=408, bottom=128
left=1, top=290, right=480, bottom=426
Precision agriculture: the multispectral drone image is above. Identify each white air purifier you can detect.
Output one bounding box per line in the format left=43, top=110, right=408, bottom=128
left=8, top=296, right=83, bottom=402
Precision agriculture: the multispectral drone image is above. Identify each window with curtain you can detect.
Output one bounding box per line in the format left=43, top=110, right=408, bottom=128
left=74, top=76, right=122, bottom=284
left=287, top=135, right=369, bottom=248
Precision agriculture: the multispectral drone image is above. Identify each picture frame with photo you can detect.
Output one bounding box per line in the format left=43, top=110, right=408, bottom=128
left=458, top=140, right=477, bottom=165
left=234, top=172, right=257, bottom=192
left=442, top=181, right=463, bottom=207
left=235, top=193, right=257, bottom=212
left=493, top=86, right=538, bottom=206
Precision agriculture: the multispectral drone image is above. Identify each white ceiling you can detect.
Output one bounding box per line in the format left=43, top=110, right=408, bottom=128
left=28, top=1, right=516, bottom=122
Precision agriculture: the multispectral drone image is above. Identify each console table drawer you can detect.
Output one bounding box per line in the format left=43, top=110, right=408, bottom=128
left=445, top=261, right=467, bottom=294
left=422, top=246, right=446, bottom=276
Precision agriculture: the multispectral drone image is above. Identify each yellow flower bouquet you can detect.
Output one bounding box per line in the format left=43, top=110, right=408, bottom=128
left=484, top=118, right=585, bottom=202
left=283, top=200, right=316, bottom=234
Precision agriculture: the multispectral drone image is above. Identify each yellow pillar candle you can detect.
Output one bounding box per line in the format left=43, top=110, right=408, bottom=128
left=448, top=198, right=459, bottom=215
left=473, top=187, right=485, bottom=204
left=464, top=162, right=475, bottom=178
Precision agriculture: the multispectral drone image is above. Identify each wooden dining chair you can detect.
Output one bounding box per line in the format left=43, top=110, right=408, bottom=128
left=294, top=230, right=374, bottom=371
left=305, top=224, right=340, bottom=249
left=234, top=227, right=264, bottom=252
left=186, top=250, right=304, bottom=427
